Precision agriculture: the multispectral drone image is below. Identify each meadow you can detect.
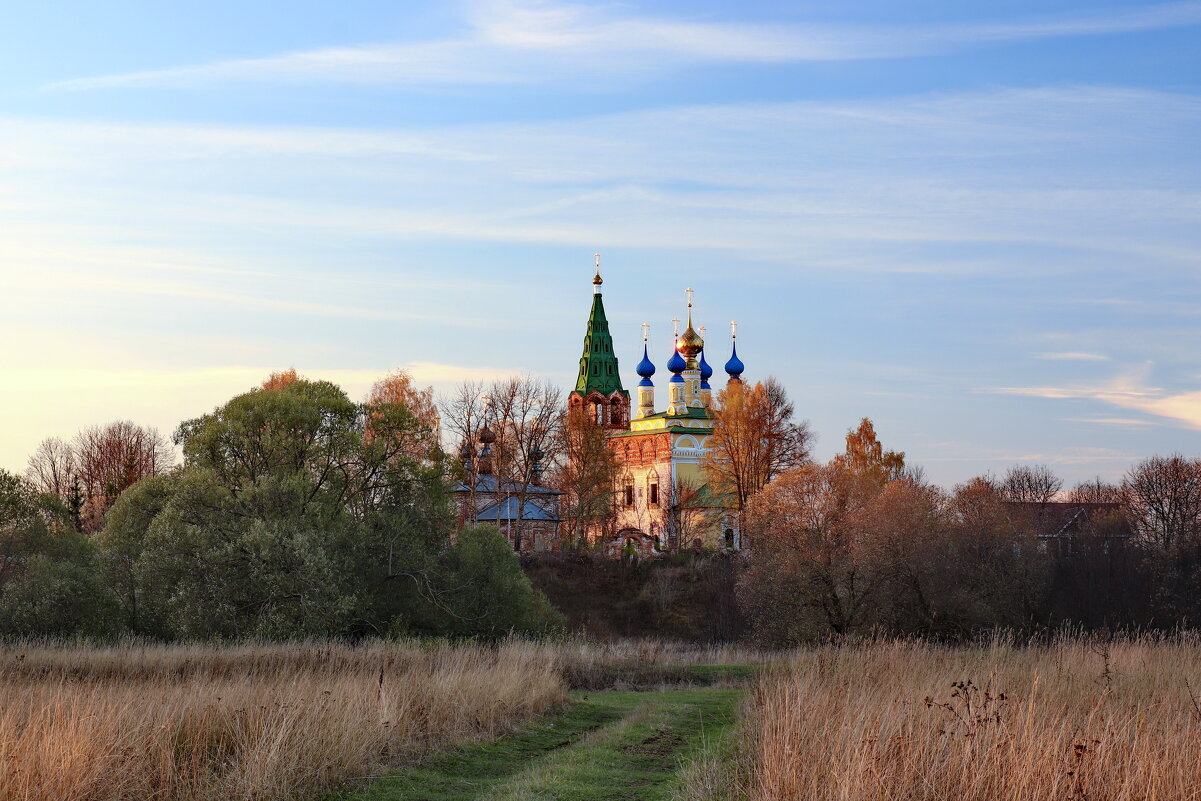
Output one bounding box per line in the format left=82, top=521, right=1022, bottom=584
left=4, top=635, right=1201, bottom=800
left=0, top=640, right=565, bottom=801
left=742, top=635, right=1201, bottom=801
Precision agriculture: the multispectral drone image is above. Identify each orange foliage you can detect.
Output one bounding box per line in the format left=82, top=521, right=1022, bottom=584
left=261, top=369, right=300, bottom=391
left=366, top=369, right=441, bottom=458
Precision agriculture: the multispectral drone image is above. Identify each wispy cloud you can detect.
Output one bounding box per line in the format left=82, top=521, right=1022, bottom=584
left=1063, top=417, right=1155, bottom=426
left=46, top=0, right=1201, bottom=90
left=4, top=86, right=1200, bottom=269
left=989, top=368, right=1201, bottom=429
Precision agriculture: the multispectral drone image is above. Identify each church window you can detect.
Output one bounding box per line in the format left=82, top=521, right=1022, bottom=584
left=649, top=481, right=659, bottom=506
left=624, top=482, right=634, bottom=507
left=724, top=529, right=735, bottom=550
left=595, top=403, right=604, bottom=426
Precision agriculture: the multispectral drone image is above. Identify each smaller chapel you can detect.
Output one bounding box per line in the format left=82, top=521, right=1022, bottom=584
left=452, top=425, right=564, bottom=553
left=570, top=259, right=747, bottom=557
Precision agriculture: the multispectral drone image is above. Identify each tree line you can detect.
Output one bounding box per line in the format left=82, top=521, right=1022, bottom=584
left=2, top=371, right=559, bottom=639
left=740, top=420, right=1201, bottom=644
left=5, top=365, right=1201, bottom=643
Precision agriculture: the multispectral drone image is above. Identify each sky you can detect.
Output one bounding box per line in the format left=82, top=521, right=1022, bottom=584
left=1, top=0, right=1199, bottom=488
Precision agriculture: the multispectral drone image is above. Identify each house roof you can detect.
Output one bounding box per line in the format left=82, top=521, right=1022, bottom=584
left=452, top=475, right=564, bottom=496
left=1004, top=501, right=1133, bottom=539
left=476, top=497, right=561, bottom=522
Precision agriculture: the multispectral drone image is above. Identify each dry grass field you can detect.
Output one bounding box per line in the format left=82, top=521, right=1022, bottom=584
left=0, top=639, right=566, bottom=801
left=744, top=635, right=1201, bottom=801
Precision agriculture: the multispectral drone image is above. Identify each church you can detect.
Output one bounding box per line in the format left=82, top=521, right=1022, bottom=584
left=570, top=261, right=745, bottom=556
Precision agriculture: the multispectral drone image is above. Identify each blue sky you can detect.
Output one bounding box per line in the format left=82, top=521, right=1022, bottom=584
left=1, top=0, right=1200, bottom=488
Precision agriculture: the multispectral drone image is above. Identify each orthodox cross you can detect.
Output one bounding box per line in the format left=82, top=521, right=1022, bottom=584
left=685, top=287, right=694, bottom=308
left=641, top=322, right=650, bottom=343
left=730, top=320, right=738, bottom=339
left=672, top=317, right=680, bottom=338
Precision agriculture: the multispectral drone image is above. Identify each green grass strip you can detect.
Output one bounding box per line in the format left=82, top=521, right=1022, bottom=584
left=334, top=689, right=741, bottom=801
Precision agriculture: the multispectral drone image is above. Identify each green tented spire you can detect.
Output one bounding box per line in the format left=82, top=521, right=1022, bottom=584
left=573, top=269, right=627, bottom=398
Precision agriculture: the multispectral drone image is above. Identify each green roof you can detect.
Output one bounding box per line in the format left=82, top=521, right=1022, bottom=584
left=573, top=292, right=627, bottom=398
left=638, top=407, right=712, bottom=420
left=611, top=425, right=714, bottom=438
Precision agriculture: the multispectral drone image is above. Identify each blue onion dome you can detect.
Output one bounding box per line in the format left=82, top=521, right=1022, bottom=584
left=636, top=344, right=656, bottom=379
left=667, top=346, right=687, bottom=374
left=725, top=342, right=745, bottom=377
left=699, top=350, right=713, bottom=381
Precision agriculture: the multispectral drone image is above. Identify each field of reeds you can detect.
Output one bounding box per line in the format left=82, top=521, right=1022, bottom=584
left=0, top=639, right=566, bottom=801
left=742, top=635, right=1201, bottom=801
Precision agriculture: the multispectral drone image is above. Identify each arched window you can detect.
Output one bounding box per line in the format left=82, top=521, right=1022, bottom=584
left=649, top=479, right=659, bottom=506
left=595, top=402, right=604, bottom=426
left=624, top=481, right=635, bottom=507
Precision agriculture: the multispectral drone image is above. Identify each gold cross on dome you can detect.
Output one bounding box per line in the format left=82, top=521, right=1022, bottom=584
left=685, top=287, right=694, bottom=308
left=730, top=320, right=738, bottom=339
left=641, top=322, right=649, bottom=343
left=672, top=317, right=680, bottom=338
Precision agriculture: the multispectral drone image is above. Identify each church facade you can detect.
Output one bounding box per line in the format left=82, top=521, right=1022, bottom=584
left=570, top=264, right=745, bottom=556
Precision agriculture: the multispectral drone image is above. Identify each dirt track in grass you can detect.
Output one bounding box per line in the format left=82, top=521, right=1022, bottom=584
left=331, top=687, right=743, bottom=801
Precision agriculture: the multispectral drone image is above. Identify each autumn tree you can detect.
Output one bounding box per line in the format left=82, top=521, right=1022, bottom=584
left=703, top=376, right=812, bottom=515
left=1121, top=455, right=1201, bottom=549
left=665, top=476, right=718, bottom=552
left=440, top=376, right=562, bottom=550
left=739, top=463, right=882, bottom=641
left=481, top=376, right=562, bottom=552
left=553, top=405, right=620, bottom=549
left=440, top=381, right=489, bottom=529
left=942, top=477, right=1050, bottom=630
left=367, top=368, right=441, bottom=461
left=25, top=437, right=76, bottom=500
left=261, top=368, right=300, bottom=391
left=831, top=418, right=906, bottom=484
left=999, top=464, right=1063, bottom=503
left=1068, top=477, right=1123, bottom=504
left=26, top=421, right=172, bottom=534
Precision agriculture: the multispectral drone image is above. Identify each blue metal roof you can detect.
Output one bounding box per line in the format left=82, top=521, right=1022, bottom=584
left=476, top=497, right=560, bottom=522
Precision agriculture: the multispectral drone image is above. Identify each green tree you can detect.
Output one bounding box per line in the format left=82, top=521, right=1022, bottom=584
left=0, top=470, right=117, bottom=637
left=427, top=525, right=564, bottom=640
left=98, top=378, right=455, bottom=639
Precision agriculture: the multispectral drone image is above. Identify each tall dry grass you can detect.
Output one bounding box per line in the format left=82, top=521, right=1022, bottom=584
left=0, top=639, right=565, bottom=801
left=746, top=635, right=1201, bottom=800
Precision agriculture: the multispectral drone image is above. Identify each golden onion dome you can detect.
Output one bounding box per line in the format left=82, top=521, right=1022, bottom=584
left=677, top=324, right=704, bottom=359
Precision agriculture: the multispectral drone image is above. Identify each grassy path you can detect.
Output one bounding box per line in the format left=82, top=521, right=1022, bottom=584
left=332, top=688, right=741, bottom=801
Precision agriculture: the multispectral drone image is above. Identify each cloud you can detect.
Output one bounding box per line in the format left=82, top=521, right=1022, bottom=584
left=46, top=0, right=1201, bottom=90
left=1063, top=417, right=1155, bottom=426
left=989, top=369, right=1201, bottom=430
left=3, top=86, right=1199, bottom=271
